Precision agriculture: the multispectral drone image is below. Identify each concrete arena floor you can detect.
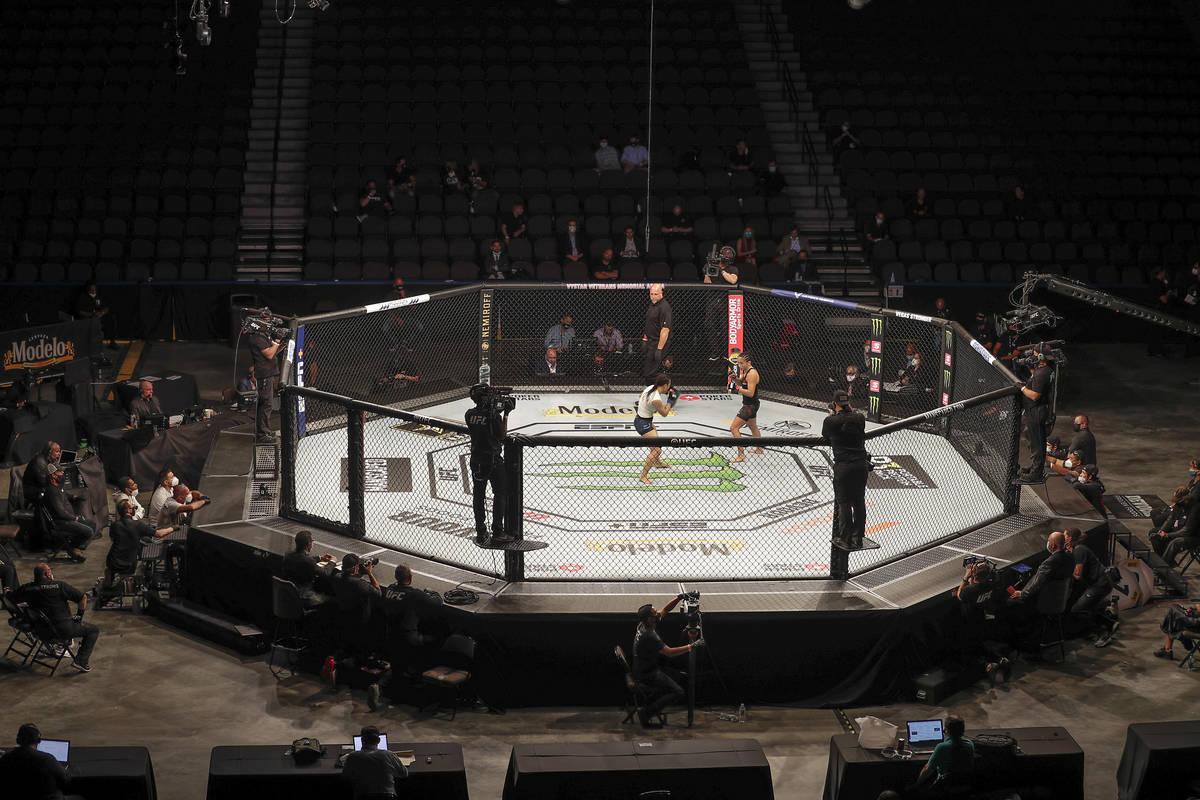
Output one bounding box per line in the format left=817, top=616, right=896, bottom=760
left=0, top=340, right=1198, bottom=800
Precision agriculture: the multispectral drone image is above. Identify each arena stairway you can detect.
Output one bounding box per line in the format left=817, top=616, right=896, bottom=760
left=236, top=0, right=313, bottom=281
left=734, top=0, right=875, bottom=299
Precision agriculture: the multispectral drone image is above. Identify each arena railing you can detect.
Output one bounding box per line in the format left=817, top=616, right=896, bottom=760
left=278, top=283, right=1023, bottom=580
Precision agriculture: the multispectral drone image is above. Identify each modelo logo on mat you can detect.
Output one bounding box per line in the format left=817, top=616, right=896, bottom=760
left=4, top=334, right=76, bottom=370
left=341, top=458, right=413, bottom=492
left=527, top=451, right=746, bottom=492
left=867, top=455, right=936, bottom=489
left=586, top=537, right=745, bottom=557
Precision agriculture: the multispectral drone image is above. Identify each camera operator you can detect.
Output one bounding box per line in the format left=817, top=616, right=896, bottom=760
left=333, top=553, right=382, bottom=642
left=823, top=390, right=869, bottom=551
left=702, top=245, right=739, bottom=286
left=702, top=246, right=738, bottom=360
left=466, top=384, right=513, bottom=546
left=632, top=594, right=702, bottom=729
left=1014, top=347, right=1053, bottom=484
left=642, top=284, right=673, bottom=380
left=246, top=310, right=285, bottom=443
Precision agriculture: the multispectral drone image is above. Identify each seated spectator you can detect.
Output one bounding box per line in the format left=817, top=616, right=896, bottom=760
left=1068, top=414, right=1097, bottom=467
left=864, top=211, right=889, bottom=249
left=44, top=469, right=95, bottom=561
left=831, top=120, right=860, bottom=156
left=148, top=469, right=208, bottom=523
left=560, top=220, right=587, bottom=264
left=1072, top=465, right=1107, bottom=516
left=896, top=343, right=923, bottom=385
left=112, top=476, right=146, bottom=520
left=382, top=563, right=443, bottom=648
left=913, top=715, right=974, bottom=794
left=441, top=160, right=466, bottom=195
left=465, top=158, right=488, bottom=196
left=103, top=499, right=172, bottom=599
left=907, top=187, right=931, bottom=219
left=357, top=180, right=392, bottom=222
left=237, top=365, right=257, bottom=395
left=592, top=249, right=619, bottom=281
left=593, top=322, right=624, bottom=372
left=833, top=364, right=863, bottom=399
left=727, top=139, right=753, bottom=171
left=1009, top=185, right=1033, bottom=223
left=786, top=250, right=816, bottom=286
left=129, top=380, right=164, bottom=427
left=0, top=723, right=79, bottom=797
left=75, top=282, right=117, bottom=350
left=1152, top=459, right=1199, bottom=530
left=500, top=202, right=527, bottom=242
left=282, top=530, right=335, bottom=608
left=544, top=314, right=576, bottom=356
left=16, top=563, right=99, bottom=672
left=1155, top=601, right=1200, bottom=660
left=342, top=725, right=407, bottom=800
left=594, top=136, right=620, bottom=171
left=1150, top=485, right=1193, bottom=557
left=618, top=227, right=641, bottom=262
left=386, top=157, right=416, bottom=200
left=156, top=483, right=209, bottom=528
left=775, top=226, right=809, bottom=266
left=621, top=134, right=649, bottom=173
left=1064, top=527, right=1118, bottom=646
left=759, top=160, right=786, bottom=196
left=23, top=441, right=61, bottom=499
left=661, top=204, right=693, bottom=238
left=533, top=348, right=564, bottom=377
left=482, top=239, right=525, bottom=280
left=735, top=227, right=758, bottom=265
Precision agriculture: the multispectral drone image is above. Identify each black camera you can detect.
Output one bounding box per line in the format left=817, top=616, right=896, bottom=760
left=360, top=556, right=380, bottom=568
left=241, top=307, right=292, bottom=342
left=480, top=385, right=516, bottom=414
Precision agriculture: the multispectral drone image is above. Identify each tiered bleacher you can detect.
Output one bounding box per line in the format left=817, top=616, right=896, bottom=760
left=796, top=0, right=1200, bottom=286
left=303, top=0, right=796, bottom=283
left=0, top=0, right=258, bottom=285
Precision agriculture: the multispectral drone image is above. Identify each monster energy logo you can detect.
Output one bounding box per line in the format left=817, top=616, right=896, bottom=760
left=871, top=317, right=883, bottom=338
left=870, top=356, right=882, bottom=375
left=869, top=395, right=880, bottom=416
left=943, top=369, right=951, bottom=387
left=528, top=452, right=747, bottom=492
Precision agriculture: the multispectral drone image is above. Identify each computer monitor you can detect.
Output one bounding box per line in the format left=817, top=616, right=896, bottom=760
left=37, top=739, right=70, bottom=763
left=906, top=719, right=944, bottom=745
left=58, top=450, right=77, bottom=465
left=352, top=733, right=388, bottom=751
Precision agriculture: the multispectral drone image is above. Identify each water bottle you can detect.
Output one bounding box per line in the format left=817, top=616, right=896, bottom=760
left=78, top=438, right=88, bottom=458
left=738, top=703, right=746, bottom=723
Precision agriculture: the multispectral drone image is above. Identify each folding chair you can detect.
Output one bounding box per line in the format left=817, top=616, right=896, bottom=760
left=25, top=608, right=77, bottom=676
left=2, top=596, right=40, bottom=666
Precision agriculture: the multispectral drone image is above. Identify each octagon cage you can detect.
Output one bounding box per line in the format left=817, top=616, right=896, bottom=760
left=278, top=282, right=1024, bottom=582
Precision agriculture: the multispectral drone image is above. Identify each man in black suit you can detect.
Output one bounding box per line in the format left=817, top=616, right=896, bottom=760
left=481, top=239, right=516, bottom=280
left=1008, top=531, right=1073, bottom=605
left=560, top=220, right=587, bottom=266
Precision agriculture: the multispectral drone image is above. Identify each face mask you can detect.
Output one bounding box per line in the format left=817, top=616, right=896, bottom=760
left=1064, top=459, right=1074, bottom=470
left=171, top=476, right=179, bottom=487
left=846, top=374, right=856, bottom=381
left=1072, top=423, right=1081, bottom=432
left=599, top=141, right=607, bottom=148
left=744, top=232, right=752, bottom=238
left=1189, top=469, right=1198, bottom=477
left=842, top=125, right=849, bottom=131
left=568, top=225, right=576, bottom=232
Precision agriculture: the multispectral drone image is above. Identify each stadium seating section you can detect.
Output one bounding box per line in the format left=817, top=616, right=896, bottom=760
left=796, top=0, right=1200, bottom=285
left=0, top=0, right=257, bottom=284
left=303, top=0, right=798, bottom=283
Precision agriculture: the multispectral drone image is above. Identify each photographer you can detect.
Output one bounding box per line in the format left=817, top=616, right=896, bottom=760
left=632, top=594, right=701, bottom=729
left=246, top=310, right=285, bottom=443
left=466, top=384, right=513, bottom=545
left=1014, top=347, right=1053, bottom=484
left=823, top=390, right=869, bottom=551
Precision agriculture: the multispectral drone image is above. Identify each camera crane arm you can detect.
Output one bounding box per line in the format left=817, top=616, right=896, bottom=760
left=1015, top=272, right=1200, bottom=338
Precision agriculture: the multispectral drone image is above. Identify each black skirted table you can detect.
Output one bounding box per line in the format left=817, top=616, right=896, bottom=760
left=205, top=743, right=468, bottom=800
left=503, top=739, right=773, bottom=800
left=97, top=410, right=251, bottom=487
left=1117, top=720, right=1200, bottom=800
left=823, top=726, right=1083, bottom=800
left=66, top=746, right=157, bottom=800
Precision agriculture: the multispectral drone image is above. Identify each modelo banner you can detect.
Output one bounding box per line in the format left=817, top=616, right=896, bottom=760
left=1, top=318, right=98, bottom=379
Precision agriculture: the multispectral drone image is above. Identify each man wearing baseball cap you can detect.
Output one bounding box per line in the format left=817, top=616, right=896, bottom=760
left=631, top=594, right=702, bottom=728
left=823, top=390, right=869, bottom=555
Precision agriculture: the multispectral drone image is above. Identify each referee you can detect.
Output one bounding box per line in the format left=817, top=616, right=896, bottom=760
left=642, top=284, right=673, bottom=379
left=823, top=390, right=869, bottom=552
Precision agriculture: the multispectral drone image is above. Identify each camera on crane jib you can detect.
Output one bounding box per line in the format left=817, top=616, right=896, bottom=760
left=241, top=307, right=292, bottom=342
left=703, top=244, right=735, bottom=278
left=681, top=591, right=702, bottom=639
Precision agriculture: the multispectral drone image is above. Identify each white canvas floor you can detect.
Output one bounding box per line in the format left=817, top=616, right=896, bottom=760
left=293, top=392, right=1004, bottom=580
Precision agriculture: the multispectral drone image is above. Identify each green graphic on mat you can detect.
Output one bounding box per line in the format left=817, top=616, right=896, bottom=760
left=528, top=452, right=747, bottom=492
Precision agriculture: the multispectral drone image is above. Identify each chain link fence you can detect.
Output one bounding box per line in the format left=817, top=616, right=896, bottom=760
left=280, top=284, right=1024, bottom=580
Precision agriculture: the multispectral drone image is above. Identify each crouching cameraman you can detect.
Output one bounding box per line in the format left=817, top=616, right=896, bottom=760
left=631, top=593, right=703, bottom=729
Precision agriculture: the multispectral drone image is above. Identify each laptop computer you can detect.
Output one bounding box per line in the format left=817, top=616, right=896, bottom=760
left=58, top=450, right=77, bottom=465
left=37, top=739, right=70, bottom=764
left=353, top=733, right=388, bottom=751
left=905, top=719, right=944, bottom=754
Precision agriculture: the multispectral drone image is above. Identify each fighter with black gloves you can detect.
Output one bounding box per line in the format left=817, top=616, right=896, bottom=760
left=635, top=374, right=677, bottom=484
left=728, top=351, right=762, bottom=463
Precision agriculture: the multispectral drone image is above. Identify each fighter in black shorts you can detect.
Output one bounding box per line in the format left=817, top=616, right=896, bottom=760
left=729, top=352, right=762, bottom=463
